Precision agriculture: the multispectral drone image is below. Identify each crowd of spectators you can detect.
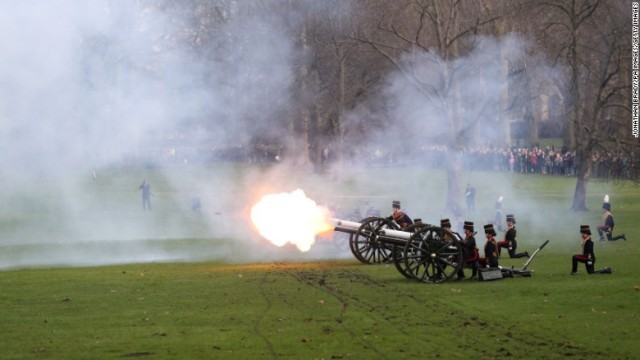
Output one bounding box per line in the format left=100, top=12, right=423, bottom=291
left=382, top=145, right=635, bottom=180
left=459, top=146, right=634, bottom=179
left=134, top=137, right=635, bottom=180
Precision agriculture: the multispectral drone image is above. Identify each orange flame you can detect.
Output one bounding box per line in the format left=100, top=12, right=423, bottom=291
left=250, top=189, right=333, bottom=252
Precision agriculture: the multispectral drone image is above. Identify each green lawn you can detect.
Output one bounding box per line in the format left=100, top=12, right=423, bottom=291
left=0, top=164, right=638, bottom=359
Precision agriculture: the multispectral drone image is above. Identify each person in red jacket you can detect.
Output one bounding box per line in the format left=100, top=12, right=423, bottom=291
left=457, top=221, right=479, bottom=280
left=386, top=200, right=413, bottom=229
left=571, top=225, right=612, bottom=275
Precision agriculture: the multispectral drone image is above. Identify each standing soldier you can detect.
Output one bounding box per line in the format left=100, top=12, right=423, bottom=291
left=386, top=200, right=413, bottom=229
left=497, top=214, right=529, bottom=258
left=465, top=184, right=476, bottom=213
left=479, top=224, right=499, bottom=268
left=139, top=179, right=152, bottom=211
left=440, top=218, right=453, bottom=235
left=571, top=225, right=612, bottom=275
left=457, top=221, right=479, bottom=280
left=494, top=196, right=504, bottom=232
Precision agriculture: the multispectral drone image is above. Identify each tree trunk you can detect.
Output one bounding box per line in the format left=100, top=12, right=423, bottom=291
left=290, top=21, right=311, bottom=167
left=571, top=152, right=590, bottom=211
left=526, top=107, right=539, bottom=146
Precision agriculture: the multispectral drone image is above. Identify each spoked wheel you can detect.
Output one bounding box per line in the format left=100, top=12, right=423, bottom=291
left=403, top=226, right=463, bottom=283
left=392, top=223, right=429, bottom=279
left=350, top=217, right=399, bottom=264
left=333, top=215, right=363, bottom=253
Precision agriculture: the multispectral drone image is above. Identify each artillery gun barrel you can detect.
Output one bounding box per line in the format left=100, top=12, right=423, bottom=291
left=331, top=218, right=362, bottom=234
left=378, top=228, right=412, bottom=241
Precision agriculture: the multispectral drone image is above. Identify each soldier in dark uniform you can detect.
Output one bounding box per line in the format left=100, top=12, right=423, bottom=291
left=497, top=214, right=529, bottom=258
left=597, top=198, right=626, bottom=241
left=386, top=200, right=413, bottom=229
left=440, top=218, right=452, bottom=232
left=465, top=184, right=476, bottom=212
left=479, top=224, right=499, bottom=268
left=439, top=218, right=455, bottom=280
left=571, top=225, right=612, bottom=275
left=138, top=179, right=152, bottom=211
left=457, top=221, right=479, bottom=280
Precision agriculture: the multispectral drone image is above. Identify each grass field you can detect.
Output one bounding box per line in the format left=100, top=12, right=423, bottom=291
left=0, top=164, right=638, bottom=359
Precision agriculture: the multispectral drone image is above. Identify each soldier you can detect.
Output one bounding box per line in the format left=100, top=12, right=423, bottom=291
left=597, top=196, right=626, bottom=241
left=494, top=196, right=504, bottom=232
left=457, top=221, right=479, bottom=280
left=497, top=214, right=529, bottom=258
left=440, top=218, right=453, bottom=233
left=386, top=200, right=413, bottom=229
left=138, top=179, right=152, bottom=211
left=439, top=218, right=455, bottom=280
left=479, top=224, right=499, bottom=268
left=465, top=184, right=476, bottom=212
left=571, top=225, right=612, bottom=275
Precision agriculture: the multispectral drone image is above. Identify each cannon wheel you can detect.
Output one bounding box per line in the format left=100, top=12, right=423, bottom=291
left=391, top=223, right=429, bottom=279
left=332, top=214, right=363, bottom=253
left=350, top=217, right=399, bottom=264
left=403, top=226, right=463, bottom=283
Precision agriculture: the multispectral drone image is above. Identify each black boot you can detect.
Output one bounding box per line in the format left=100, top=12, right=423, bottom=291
left=591, top=267, right=612, bottom=274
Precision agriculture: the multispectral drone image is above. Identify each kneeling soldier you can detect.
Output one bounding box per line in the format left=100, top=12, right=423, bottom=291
left=571, top=225, right=612, bottom=275
left=497, top=214, right=529, bottom=258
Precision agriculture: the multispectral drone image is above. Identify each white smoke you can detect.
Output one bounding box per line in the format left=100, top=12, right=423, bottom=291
left=333, top=33, right=592, bottom=251
left=0, top=1, right=351, bottom=269
left=0, top=2, right=602, bottom=270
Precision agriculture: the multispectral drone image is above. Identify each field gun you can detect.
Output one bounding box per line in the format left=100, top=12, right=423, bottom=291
left=331, top=217, right=464, bottom=283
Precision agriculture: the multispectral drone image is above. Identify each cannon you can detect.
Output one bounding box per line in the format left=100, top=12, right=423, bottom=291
left=331, top=217, right=464, bottom=283
left=327, top=205, right=378, bottom=252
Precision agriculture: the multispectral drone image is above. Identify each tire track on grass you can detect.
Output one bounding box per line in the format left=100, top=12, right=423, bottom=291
left=252, top=270, right=278, bottom=360
left=288, top=266, right=596, bottom=359
left=287, top=268, right=391, bottom=359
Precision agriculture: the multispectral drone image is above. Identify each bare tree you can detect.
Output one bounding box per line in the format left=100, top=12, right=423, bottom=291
left=354, top=0, right=518, bottom=211
left=304, top=1, right=392, bottom=170
left=537, top=0, right=631, bottom=210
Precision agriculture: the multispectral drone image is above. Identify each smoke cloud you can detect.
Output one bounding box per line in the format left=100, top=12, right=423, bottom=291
left=332, top=33, right=595, bottom=251
left=0, top=1, right=349, bottom=269
left=0, top=2, right=603, bottom=269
